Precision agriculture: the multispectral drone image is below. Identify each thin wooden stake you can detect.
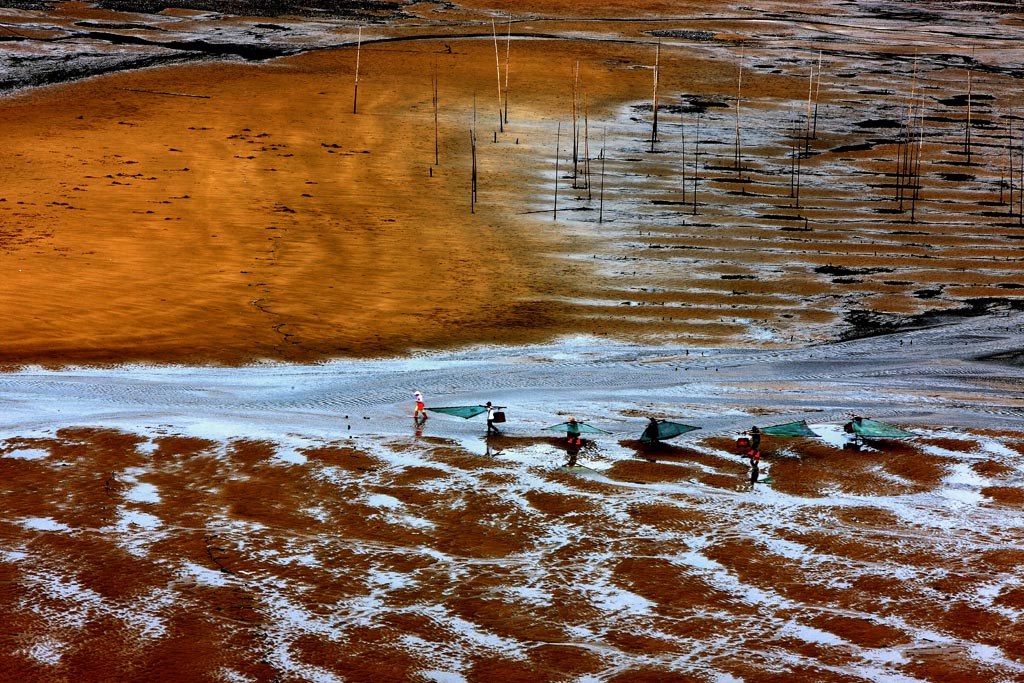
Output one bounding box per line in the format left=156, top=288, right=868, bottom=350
left=651, top=41, right=660, bottom=151
left=554, top=121, right=561, bottom=220
left=692, top=111, right=701, bottom=215
left=504, top=14, right=511, bottom=124
left=895, top=98, right=906, bottom=204
left=790, top=102, right=798, bottom=206
left=1008, top=121, right=1015, bottom=212
left=734, top=47, right=744, bottom=175
left=471, top=97, right=478, bottom=212
left=492, top=19, right=503, bottom=133
left=804, top=59, right=814, bottom=155
left=966, top=48, right=974, bottom=164
left=789, top=103, right=799, bottom=200
left=353, top=26, right=361, bottom=115
left=911, top=108, right=925, bottom=222
left=584, top=93, right=592, bottom=198
left=599, top=127, right=607, bottom=223
left=902, top=50, right=919, bottom=209
left=572, top=62, right=580, bottom=184
left=812, top=50, right=823, bottom=139
left=433, top=62, right=439, bottom=165
left=680, top=100, right=687, bottom=203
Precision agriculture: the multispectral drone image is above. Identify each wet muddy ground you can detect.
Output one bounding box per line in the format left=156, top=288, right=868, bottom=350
left=2, top=1, right=1024, bottom=681
left=2, top=313, right=1024, bottom=681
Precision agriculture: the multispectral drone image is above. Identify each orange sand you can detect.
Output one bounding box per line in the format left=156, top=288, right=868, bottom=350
left=2, top=1, right=1024, bottom=365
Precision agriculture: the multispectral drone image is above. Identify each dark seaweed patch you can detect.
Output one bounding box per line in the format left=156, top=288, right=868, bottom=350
left=90, top=0, right=407, bottom=20
left=647, top=29, right=719, bottom=42
left=832, top=142, right=874, bottom=153
left=815, top=265, right=893, bottom=277
left=841, top=298, right=1024, bottom=341
left=854, top=119, right=901, bottom=129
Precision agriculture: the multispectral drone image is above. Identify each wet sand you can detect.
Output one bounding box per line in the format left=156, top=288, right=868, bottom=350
left=0, top=313, right=1023, bottom=681
left=2, top=0, right=1024, bottom=365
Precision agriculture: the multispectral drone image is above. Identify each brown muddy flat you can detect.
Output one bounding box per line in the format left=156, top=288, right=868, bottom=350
left=3, top=411, right=1024, bottom=682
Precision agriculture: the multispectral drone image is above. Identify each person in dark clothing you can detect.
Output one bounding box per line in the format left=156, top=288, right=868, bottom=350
left=566, top=417, right=582, bottom=448
left=749, top=426, right=761, bottom=451
left=564, top=417, right=582, bottom=466
left=643, top=417, right=660, bottom=442
left=748, top=448, right=761, bottom=484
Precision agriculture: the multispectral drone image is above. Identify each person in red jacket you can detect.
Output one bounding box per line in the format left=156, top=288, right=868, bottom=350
left=413, top=391, right=427, bottom=423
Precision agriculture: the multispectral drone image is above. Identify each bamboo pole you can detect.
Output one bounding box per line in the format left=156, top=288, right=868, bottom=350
left=812, top=50, right=823, bottom=140
left=898, top=51, right=919, bottom=209
left=1015, top=124, right=1024, bottom=225
left=504, top=13, right=511, bottom=124
left=1019, top=122, right=1023, bottom=224
left=599, top=127, right=607, bottom=223
left=433, top=62, right=439, bottom=165
left=894, top=98, right=906, bottom=204
left=1007, top=121, right=1014, bottom=211
left=554, top=121, right=561, bottom=220
left=790, top=104, right=799, bottom=201
left=492, top=19, right=503, bottom=133
left=471, top=96, right=478, bottom=212
left=966, top=48, right=974, bottom=164
left=651, top=41, right=660, bottom=152
left=692, top=112, right=701, bottom=215
left=794, top=105, right=803, bottom=208
left=804, top=59, right=814, bottom=155
left=353, top=26, right=362, bottom=115
left=795, top=129, right=802, bottom=208
left=734, top=47, right=743, bottom=175
left=572, top=62, right=580, bottom=185
left=679, top=100, right=687, bottom=203
left=911, top=108, right=925, bottom=222
left=584, top=93, right=592, bottom=198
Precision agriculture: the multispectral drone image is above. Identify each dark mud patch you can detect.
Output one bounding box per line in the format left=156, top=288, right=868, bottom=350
left=840, top=297, right=1024, bottom=342
left=91, top=0, right=408, bottom=20
left=935, top=172, right=976, bottom=182
left=815, top=265, right=893, bottom=277
left=853, top=118, right=901, bottom=129
left=978, top=349, right=1024, bottom=367
left=646, top=29, right=719, bottom=42
left=76, top=31, right=296, bottom=60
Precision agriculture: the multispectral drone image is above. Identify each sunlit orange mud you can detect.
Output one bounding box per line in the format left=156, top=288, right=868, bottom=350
left=3, top=0, right=1024, bottom=364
